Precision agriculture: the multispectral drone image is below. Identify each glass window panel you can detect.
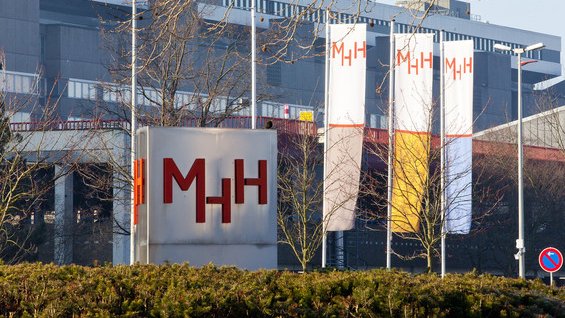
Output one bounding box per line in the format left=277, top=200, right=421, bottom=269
left=21, top=76, right=31, bottom=93
left=90, top=84, right=96, bottom=99
left=68, top=81, right=75, bottom=98
left=14, top=75, right=22, bottom=93
left=82, top=83, right=89, bottom=98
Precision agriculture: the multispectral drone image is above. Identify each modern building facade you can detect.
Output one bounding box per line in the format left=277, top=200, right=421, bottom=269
left=1, top=0, right=563, bottom=128
left=1, top=0, right=564, bottom=275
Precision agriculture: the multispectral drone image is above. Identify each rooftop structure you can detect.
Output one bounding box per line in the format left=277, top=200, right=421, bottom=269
left=396, top=0, right=473, bottom=20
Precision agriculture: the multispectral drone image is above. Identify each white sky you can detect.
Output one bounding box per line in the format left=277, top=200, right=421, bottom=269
left=377, top=0, right=564, bottom=66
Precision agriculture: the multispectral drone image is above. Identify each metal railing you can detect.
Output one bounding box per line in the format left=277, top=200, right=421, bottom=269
left=8, top=116, right=318, bottom=135
left=8, top=116, right=395, bottom=141
left=9, top=119, right=130, bottom=132
left=9, top=118, right=565, bottom=161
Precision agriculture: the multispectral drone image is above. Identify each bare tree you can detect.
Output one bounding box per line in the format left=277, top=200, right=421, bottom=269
left=0, top=95, right=37, bottom=262
left=102, top=0, right=444, bottom=121
left=102, top=0, right=253, bottom=127
left=277, top=124, right=363, bottom=271
left=362, top=109, right=502, bottom=273
left=0, top=54, right=71, bottom=263
left=277, top=131, right=324, bottom=271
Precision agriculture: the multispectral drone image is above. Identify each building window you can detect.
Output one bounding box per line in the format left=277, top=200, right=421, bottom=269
left=68, top=79, right=96, bottom=100
left=139, top=88, right=160, bottom=106
left=9, top=112, right=31, bottom=124
left=102, top=84, right=130, bottom=104
left=0, top=71, right=39, bottom=95
left=102, top=85, right=113, bottom=102
left=174, top=91, right=196, bottom=109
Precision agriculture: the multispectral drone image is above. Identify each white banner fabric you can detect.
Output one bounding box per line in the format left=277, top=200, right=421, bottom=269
left=328, top=24, right=366, bottom=126
left=394, top=33, right=434, bottom=132
left=444, top=40, right=474, bottom=234
left=324, top=24, right=366, bottom=231
left=445, top=137, right=472, bottom=234
left=324, top=127, right=364, bottom=231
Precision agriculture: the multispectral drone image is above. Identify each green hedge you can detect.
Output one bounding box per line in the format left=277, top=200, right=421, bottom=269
left=0, top=264, right=563, bottom=317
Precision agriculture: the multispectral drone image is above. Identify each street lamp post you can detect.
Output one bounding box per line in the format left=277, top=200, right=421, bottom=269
left=494, top=42, right=545, bottom=279
left=250, top=0, right=257, bottom=129
left=130, top=0, right=137, bottom=265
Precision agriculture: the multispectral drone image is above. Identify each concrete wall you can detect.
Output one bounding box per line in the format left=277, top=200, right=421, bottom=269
left=474, top=52, right=512, bottom=131
left=0, top=0, right=40, bottom=73
left=43, top=24, right=105, bottom=81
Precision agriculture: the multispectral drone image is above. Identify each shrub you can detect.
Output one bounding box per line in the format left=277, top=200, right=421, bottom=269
left=0, top=264, right=563, bottom=317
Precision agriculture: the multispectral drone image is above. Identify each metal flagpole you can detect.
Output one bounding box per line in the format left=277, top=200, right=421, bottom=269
left=493, top=41, right=544, bottom=279
left=517, top=51, right=525, bottom=279
left=440, top=30, right=446, bottom=278
left=322, top=8, right=330, bottom=268
left=336, top=232, right=344, bottom=269
left=386, top=19, right=395, bottom=270
left=130, top=0, right=137, bottom=265
left=251, top=0, right=257, bottom=129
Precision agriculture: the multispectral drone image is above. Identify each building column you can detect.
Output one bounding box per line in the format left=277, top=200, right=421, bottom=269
left=54, top=165, right=74, bottom=265
left=112, top=132, right=130, bottom=264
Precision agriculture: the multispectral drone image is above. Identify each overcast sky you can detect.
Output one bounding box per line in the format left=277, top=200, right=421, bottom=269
left=377, top=0, right=564, bottom=68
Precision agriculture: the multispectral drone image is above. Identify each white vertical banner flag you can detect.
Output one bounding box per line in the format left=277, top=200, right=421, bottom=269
left=391, top=33, right=434, bottom=232
left=394, top=33, right=434, bottom=133
left=444, top=40, right=474, bottom=234
left=324, top=24, right=366, bottom=231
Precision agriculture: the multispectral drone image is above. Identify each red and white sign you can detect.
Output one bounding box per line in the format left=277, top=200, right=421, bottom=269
left=539, top=247, right=563, bottom=273
left=134, top=127, right=277, bottom=269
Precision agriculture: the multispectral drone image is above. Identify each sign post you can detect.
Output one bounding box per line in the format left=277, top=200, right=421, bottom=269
left=538, top=247, right=563, bottom=286
left=134, top=127, right=278, bottom=269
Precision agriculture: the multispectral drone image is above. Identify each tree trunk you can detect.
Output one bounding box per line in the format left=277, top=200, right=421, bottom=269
left=426, top=249, right=433, bottom=273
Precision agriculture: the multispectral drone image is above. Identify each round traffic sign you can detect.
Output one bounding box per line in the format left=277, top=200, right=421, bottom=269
left=538, top=247, right=563, bottom=273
